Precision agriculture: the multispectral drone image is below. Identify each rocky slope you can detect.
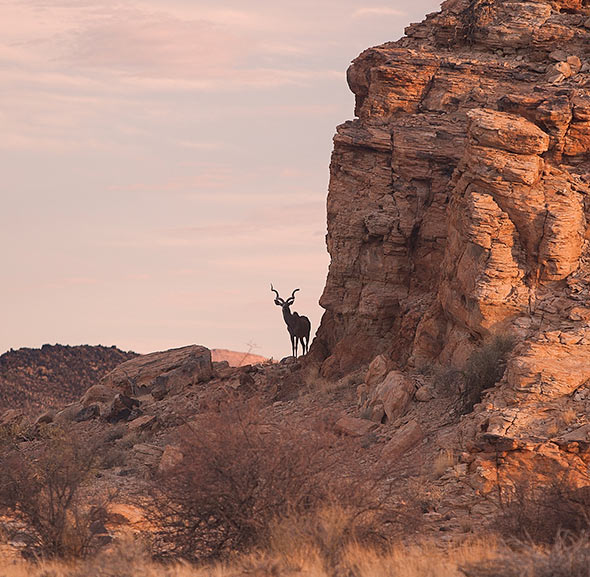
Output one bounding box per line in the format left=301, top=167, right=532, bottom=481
left=306, top=0, right=590, bottom=500
left=0, top=346, right=268, bottom=415
left=0, top=345, right=137, bottom=413
left=5, top=0, right=590, bottom=554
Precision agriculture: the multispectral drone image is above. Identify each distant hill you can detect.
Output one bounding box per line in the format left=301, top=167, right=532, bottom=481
left=211, top=349, right=269, bottom=367
left=0, top=345, right=269, bottom=414
left=0, top=344, right=137, bottom=413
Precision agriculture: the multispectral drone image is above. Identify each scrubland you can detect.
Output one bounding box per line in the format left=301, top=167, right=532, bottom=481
left=3, top=533, right=590, bottom=577
left=3, top=396, right=590, bottom=577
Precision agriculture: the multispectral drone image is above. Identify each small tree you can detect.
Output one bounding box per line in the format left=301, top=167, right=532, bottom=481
left=0, top=427, right=108, bottom=558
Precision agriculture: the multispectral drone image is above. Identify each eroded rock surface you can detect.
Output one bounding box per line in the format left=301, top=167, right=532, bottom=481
left=101, top=345, right=213, bottom=397
left=308, top=0, right=590, bottom=493
left=312, top=0, right=590, bottom=382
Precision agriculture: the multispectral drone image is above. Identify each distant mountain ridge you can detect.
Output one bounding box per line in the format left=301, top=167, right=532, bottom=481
left=211, top=349, right=268, bottom=367
left=0, top=344, right=138, bottom=413
left=0, top=344, right=269, bottom=414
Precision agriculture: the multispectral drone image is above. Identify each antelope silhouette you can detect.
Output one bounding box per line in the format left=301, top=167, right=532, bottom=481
left=271, top=284, right=311, bottom=358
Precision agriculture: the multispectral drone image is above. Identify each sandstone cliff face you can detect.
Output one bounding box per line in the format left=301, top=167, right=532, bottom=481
left=313, top=0, right=590, bottom=382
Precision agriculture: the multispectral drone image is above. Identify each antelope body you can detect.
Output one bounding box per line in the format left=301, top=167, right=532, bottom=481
left=271, top=285, right=311, bottom=358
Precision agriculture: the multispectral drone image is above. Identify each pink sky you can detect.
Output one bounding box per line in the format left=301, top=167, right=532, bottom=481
left=1, top=0, right=441, bottom=359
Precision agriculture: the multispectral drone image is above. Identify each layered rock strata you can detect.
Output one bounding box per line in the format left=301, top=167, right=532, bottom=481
left=313, top=0, right=590, bottom=381
left=310, top=0, right=590, bottom=490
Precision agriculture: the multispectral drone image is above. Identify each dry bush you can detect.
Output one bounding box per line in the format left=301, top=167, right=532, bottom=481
left=433, top=449, right=457, bottom=478
left=147, top=400, right=392, bottom=562
left=0, top=417, right=36, bottom=447
left=560, top=408, right=578, bottom=428
left=461, top=536, right=590, bottom=577
left=0, top=426, right=113, bottom=559
left=496, top=476, right=590, bottom=544
left=461, top=335, right=515, bottom=415
left=435, top=366, right=465, bottom=398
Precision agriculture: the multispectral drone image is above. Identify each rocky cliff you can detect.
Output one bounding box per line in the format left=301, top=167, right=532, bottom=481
left=308, top=0, right=590, bottom=496
left=313, top=0, right=590, bottom=381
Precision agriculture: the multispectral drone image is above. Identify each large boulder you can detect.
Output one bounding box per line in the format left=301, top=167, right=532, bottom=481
left=105, top=393, right=141, bottom=423
left=101, top=345, right=214, bottom=397
left=361, top=370, right=416, bottom=424
left=81, top=384, right=118, bottom=407
left=382, top=420, right=424, bottom=460
left=335, top=415, right=378, bottom=437
left=364, top=354, right=391, bottom=388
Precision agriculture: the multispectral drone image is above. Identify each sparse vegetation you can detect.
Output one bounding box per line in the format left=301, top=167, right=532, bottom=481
left=0, top=426, right=114, bottom=559
left=0, top=345, right=137, bottom=413
left=433, top=449, right=457, bottom=478
left=495, top=475, right=590, bottom=544
left=146, top=400, right=390, bottom=562
left=7, top=536, right=590, bottom=577
left=461, top=536, right=590, bottom=577
left=461, top=335, right=516, bottom=415
left=560, top=408, right=578, bottom=428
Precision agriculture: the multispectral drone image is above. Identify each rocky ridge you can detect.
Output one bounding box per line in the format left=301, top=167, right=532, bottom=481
left=303, top=0, right=590, bottom=500
left=0, top=345, right=137, bottom=413
left=0, top=346, right=268, bottom=415
left=313, top=0, right=590, bottom=377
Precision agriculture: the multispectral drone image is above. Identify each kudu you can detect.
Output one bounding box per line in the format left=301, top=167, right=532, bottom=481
left=271, top=284, right=311, bottom=358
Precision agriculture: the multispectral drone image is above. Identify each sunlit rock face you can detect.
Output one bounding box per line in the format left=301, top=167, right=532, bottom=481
left=312, top=0, right=590, bottom=379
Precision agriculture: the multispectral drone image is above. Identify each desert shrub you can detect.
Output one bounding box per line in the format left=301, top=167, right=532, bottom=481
left=269, top=506, right=370, bottom=576
left=0, top=416, right=36, bottom=447
left=69, top=536, right=153, bottom=577
left=461, top=335, right=515, bottom=414
left=0, top=427, right=112, bottom=558
left=147, top=400, right=389, bottom=562
left=435, top=366, right=465, bottom=398
left=495, top=476, right=590, bottom=544
left=461, top=535, right=590, bottom=577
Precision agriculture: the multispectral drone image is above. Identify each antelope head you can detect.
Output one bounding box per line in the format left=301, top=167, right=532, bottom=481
left=271, top=284, right=299, bottom=307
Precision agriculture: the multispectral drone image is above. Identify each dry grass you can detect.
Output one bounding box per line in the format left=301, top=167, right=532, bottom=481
left=5, top=534, right=590, bottom=577
left=0, top=536, right=504, bottom=577
left=433, top=449, right=457, bottom=478
left=560, top=408, right=578, bottom=428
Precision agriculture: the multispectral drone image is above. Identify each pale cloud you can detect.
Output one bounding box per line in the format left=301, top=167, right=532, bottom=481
left=175, top=140, right=226, bottom=151
left=62, top=10, right=244, bottom=78
left=0, top=0, right=441, bottom=359
left=352, top=7, right=406, bottom=17
left=102, top=198, right=325, bottom=251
